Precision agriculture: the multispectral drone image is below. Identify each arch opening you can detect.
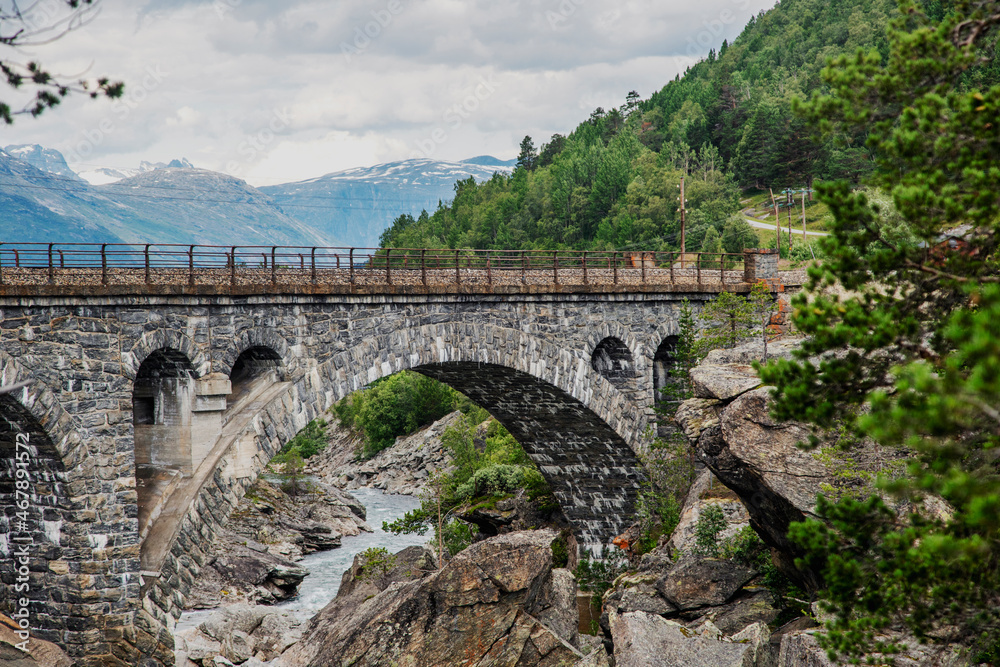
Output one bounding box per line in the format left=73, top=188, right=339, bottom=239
left=414, top=362, right=644, bottom=552
left=133, top=348, right=197, bottom=542
left=591, top=337, right=635, bottom=387
left=0, top=395, right=70, bottom=645
left=227, top=346, right=284, bottom=416
left=653, top=336, right=682, bottom=437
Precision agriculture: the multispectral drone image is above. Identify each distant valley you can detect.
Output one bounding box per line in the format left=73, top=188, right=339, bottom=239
left=0, top=144, right=514, bottom=248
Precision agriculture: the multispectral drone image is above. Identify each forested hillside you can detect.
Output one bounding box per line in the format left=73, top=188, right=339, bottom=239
left=379, top=0, right=997, bottom=254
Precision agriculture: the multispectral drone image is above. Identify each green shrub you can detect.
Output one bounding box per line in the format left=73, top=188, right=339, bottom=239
left=358, top=547, right=397, bottom=585
left=692, top=504, right=728, bottom=557
left=574, top=548, right=629, bottom=606
left=334, top=371, right=460, bottom=459
left=274, top=417, right=328, bottom=462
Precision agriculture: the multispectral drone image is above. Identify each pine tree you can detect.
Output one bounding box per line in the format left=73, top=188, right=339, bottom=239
left=760, top=2, right=1000, bottom=661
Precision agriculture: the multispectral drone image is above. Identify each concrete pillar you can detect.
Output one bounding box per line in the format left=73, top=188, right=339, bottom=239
left=190, top=373, right=231, bottom=472
left=134, top=378, right=194, bottom=474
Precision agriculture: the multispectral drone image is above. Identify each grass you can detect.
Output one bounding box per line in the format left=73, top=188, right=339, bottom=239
left=741, top=189, right=833, bottom=232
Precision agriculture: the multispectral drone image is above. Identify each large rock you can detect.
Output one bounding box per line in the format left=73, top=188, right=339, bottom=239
left=277, top=530, right=581, bottom=667
left=186, top=537, right=310, bottom=607
left=657, top=557, right=757, bottom=611
left=777, top=630, right=966, bottom=667
left=695, top=388, right=826, bottom=591
left=667, top=469, right=750, bottom=555
left=0, top=615, right=73, bottom=667
left=610, top=611, right=768, bottom=667
left=337, top=544, right=438, bottom=599
left=175, top=604, right=305, bottom=666
left=691, top=364, right=762, bottom=400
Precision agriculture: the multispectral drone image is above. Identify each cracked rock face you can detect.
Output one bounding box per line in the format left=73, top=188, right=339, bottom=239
left=277, top=530, right=582, bottom=667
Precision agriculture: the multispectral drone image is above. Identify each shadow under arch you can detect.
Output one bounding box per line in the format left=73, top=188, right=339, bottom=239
left=591, top=336, right=636, bottom=388
left=415, top=362, right=644, bottom=551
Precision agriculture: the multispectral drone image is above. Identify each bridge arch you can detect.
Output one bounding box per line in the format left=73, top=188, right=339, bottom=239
left=218, top=328, right=292, bottom=379
left=0, top=352, right=132, bottom=663
left=591, top=336, right=636, bottom=387
left=124, top=330, right=209, bottom=381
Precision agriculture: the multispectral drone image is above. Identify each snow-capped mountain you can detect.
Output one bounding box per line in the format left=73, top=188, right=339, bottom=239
left=261, top=157, right=516, bottom=247
left=4, top=144, right=83, bottom=181
left=0, top=146, right=515, bottom=247
left=75, top=158, right=196, bottom=185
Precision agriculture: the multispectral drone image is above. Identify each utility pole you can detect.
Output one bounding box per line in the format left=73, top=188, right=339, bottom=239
left=769, top=188, right=781, bottom=256
left=678, top=177, right=687, bottom=268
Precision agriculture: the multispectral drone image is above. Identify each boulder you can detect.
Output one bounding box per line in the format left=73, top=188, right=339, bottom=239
left=277, top=530, right=580, bottom=667
left=703, top=338, right=803, bottom=365
left=337, top=544, right=437, bottom=599
left=599, top=571, right=677, bottom=636
left=656, top=557, right=757, bottom=611
left=610, top=611, right=766, bottom=667
left=0, top=615, right=73, bottom=667
left=691, top=364, right=762, bottom=400
left=777, top=630, right=966, bottom=667
left=674, top=398, right=721, bottom=442
left=667, top=469, right=750, bottom=555
left=710, top=589, right=781, bottom=636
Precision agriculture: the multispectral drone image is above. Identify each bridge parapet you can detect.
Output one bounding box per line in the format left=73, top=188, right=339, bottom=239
left=0, top=243, right=782, bottom=296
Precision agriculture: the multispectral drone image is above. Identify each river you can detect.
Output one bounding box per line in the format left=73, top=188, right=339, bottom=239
left=176, top=487, right=427, bottom=631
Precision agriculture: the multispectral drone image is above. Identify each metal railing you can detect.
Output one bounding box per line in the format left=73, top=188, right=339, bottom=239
left=0, top=243, right=748, bottom=290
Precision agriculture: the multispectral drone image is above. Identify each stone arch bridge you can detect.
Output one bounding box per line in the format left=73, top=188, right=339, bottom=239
left=0, top=244, right=786, bottom=666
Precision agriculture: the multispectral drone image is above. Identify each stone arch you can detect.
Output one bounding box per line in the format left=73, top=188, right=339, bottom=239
left=590, top=336, right=636, bottom=388
left=218, top=328, right=291, bottom=378
left=143, top=322, right=651, bottom=648
left=585, top=322, right=647, bottom=378
left=0, top=353, right=126, bottom=663
left=124, top=330, right=209, bottom=381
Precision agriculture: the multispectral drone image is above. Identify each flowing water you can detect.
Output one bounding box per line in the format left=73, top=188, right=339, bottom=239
left=176, top=487, right=427, bottom=631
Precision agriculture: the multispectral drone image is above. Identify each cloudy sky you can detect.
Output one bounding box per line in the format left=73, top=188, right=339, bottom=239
left=1, top=0, right=775, bottom=186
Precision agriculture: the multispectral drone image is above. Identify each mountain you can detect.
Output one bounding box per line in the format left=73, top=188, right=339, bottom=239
left=260, top=158, right=514, bottom=248
left=4, top=144, right=83, bottom=181
left=0, top=150, right=332, bottom=247
left=76, top=157, right=196, bottom=185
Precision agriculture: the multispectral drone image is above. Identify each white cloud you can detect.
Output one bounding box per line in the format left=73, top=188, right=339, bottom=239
left=0, top=0, right=775, bottom=186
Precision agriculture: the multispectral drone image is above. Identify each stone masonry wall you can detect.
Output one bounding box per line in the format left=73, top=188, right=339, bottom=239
left=0, top=290, right=719, bottom=665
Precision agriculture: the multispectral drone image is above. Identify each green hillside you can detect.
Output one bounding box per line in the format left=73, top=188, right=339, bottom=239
left=379, top=0, right=997, bottom=255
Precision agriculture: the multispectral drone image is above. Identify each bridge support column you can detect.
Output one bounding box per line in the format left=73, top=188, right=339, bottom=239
left=743, top=248, right=778, bottom=283
left=191, top=373, right=231, bottom=471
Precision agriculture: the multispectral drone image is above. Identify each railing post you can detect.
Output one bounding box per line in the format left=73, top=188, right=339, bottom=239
left=613, top=252, right=618, bottom=284
left=189, top=245, right=196, bottom=286
left=348, top=249, right=354, bottom=284
left=145, top=244, right=152, bottom=285
left=553, top=251, right=558, bottom=285
left=697, top=254, right=702, bottom=285
left=421, top=249, right=427, bottom=286
left=271, top=247, right=277, bottom=285
left=386, top=249, right=392, bottom=285
left=101, top=244, right=108, bottom=285
left=58, top=250, right=65, bottom=268
left=13, top=250, right=19, bottom=268
left=582, top=251, right=588, bottom=285
left=231, top=247, right=238, bottom=287
left=48, top=243, right=54, bottom=284
left=455, top=250, right=460, bottom=285
left=311, top=248, right=317, bottom=285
